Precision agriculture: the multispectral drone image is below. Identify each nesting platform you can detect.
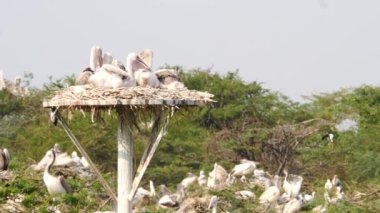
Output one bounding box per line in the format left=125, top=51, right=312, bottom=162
left=43, top=85, right=214, bottom=109
left=43, top=85, right=214, bottom=213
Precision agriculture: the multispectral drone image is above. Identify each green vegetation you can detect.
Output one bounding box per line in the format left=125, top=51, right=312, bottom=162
left=0, top=68, right=379, bottom=212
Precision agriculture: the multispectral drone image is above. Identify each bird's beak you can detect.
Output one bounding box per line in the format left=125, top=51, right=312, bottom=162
left=137, top=56, right=151, bottom=71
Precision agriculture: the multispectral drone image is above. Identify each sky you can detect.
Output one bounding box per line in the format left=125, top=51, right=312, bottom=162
left=0, top=0, right=379, bottom=102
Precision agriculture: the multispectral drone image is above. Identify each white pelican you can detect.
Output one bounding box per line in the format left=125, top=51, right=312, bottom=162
left=154, top=69, right=186, bottom=90
left=0, top=148, right=10, bottom=171
left=207, top=163, right=228, bottom=189
left=125, top=52, right=150, bottom=87
left=230, top=161, right=256, bottom=178
left=139, top=49, right=153, bottom=69
left=208, top=195, right=218, bottom=213
left=324, top=179, right=333, bottom=192
left=43, top=149, right=71, bottom=195
left=259, top=175, right=281, bottom=211
left=158, top=184, right=185, bottom=208
left=283, top=196, right=302, bottom=213
left=283, top=170, right=303, bottom=198
left=126, top=52, right=151, bottom=72
left=235, top=190, right=255, bottom=200
left=180, top=172, right=197, bottom=189
left=197, top=170, right=207, bottom=186
left=102, top=52, right=113, bottom=65
left=75, top=67, right=94, bottom=85
left=133, top=180, right=156, bottom=208
left=302, top=191, right=316, bottom=205
left=89, top=45, right=103, bottom=72
left=134, top=69, right=161, bottom=88
left=89, top=64, right=134, bottom=88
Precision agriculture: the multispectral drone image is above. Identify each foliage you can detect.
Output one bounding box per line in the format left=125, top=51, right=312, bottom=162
left=0, top=70, right=379, bottom=212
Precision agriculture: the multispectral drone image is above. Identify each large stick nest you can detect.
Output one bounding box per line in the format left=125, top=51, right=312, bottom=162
left=43, top=85, right=215, bottom=109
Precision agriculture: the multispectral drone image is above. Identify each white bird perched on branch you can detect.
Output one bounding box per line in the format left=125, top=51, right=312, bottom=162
left=89, top=45, right=103, bottom=72
left=0, top=148, right=10, bottom=171
left=43, top=149, right=71, bottom=195
left=283, top=170, right=303, bottom=198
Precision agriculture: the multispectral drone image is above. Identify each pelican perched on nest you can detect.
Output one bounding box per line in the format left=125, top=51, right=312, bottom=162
left=43, top=149, right=71, bottom=195
left=89, top=45, right=103, bottom=72
left=154, top=69, right=186, bottom=90
left=89, top=64, right=134, bottom=88
left=127, top=52, right=160, bottom=88
left=75, top=67, right=94, bottom=85
left=283, top=170, right=303, bottom=198
left=0, top=148, right=10, bottom=171
left=135, top=69, right=161, bottom=88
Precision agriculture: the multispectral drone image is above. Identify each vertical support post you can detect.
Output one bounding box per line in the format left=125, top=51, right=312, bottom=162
left=117, top=107, right=134, bottom=213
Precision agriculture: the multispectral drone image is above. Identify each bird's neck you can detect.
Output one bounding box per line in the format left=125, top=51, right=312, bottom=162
left=46, top=151, right=56, bottom=173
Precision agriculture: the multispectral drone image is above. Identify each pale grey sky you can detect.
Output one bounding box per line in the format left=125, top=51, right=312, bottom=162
left=0, top=0, right=379, bottom=101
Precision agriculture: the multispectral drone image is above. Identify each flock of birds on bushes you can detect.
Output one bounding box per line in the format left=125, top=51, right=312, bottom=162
left=0, top=47, right=347, bottom=212
left=74, top=45, right=186, bottom=90
left=0, top=141, right=347, bottom=213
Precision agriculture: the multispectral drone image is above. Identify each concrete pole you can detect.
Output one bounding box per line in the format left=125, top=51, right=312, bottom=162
left=117, top=108, right=133, bottom=212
